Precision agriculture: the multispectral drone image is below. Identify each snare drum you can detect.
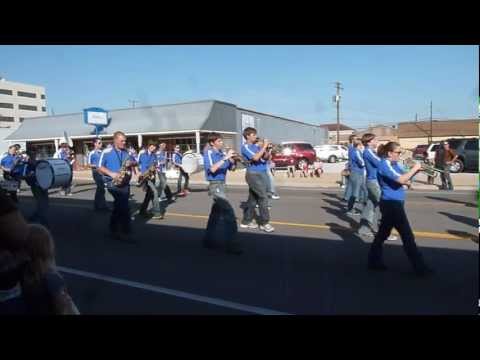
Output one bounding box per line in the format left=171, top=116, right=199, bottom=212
left=35, top=158, right=73, bottom=190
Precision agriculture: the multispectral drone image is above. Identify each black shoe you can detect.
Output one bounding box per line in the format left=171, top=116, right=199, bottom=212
left=367, top=263, right=388, bottom=271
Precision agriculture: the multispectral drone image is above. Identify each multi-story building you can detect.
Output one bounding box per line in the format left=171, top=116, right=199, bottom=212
left=0, top=77, right=47, bottom=125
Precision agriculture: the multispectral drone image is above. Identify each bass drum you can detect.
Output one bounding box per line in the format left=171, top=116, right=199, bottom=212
left=181, top=153, right=204, bottom=174
left=35, top=158, right=73, bottom=190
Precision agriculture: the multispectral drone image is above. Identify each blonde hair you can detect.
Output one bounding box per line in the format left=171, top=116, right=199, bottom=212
left=23, top=224, right=56, bottom=285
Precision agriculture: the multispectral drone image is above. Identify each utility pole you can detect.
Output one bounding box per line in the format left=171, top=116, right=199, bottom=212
left=429, top=101, right=433, bottom=144
left=415, top=113, right=418, bottom=122
left=128, top=99, right=139, bottom=108
left=333, top=82, right=343, bottom=145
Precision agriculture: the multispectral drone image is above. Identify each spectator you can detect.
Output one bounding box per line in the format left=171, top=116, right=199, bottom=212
left=313, top=158, right=323, bottom=177
left=21, top=224, right=79, bottom=315
left=287, top=164, right=295, bottom=178
left=0, top=250, right=28, bottom=314
left=435, top=141, right=457, bottom=191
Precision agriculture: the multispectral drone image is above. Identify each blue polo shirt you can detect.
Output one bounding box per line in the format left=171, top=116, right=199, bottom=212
left=1, top=153, right=16, bottom=171
left=350, top=148, right=365, bottom=174
left=241, top=143, right=267, bottom=173
left=137, top=149, right=157, bottom=173
left=203, top=147, right=233, bottom=182
left=155, top=150, right=168, bottom=173
left=363, top=146, right=381, bottom=181
left=378, top=159, right=406, bottom=201
left=173, top=152, right=183, bottom=166
left=88, top=150, right=102, bottom=168
left=99, top=147, right=135, bottom=182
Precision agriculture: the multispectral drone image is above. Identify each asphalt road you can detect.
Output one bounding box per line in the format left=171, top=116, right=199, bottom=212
left=16, top=181, right=479, bottom=315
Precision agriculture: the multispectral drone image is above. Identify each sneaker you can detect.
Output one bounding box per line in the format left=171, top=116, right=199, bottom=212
left=151, top=213, right=164, bottom=220
left=346, top=210, right=361, bottom=216
left=67, top=193, right=73, bottom=196
left=387, top=234, right=398, bottom=241
left=358, top=230, right=375, bottom=237
left=177, top=192, right=186, bottom=197
left=240, top=222, right=258, bottom=229
left=271, top=194, right=280, bottom=200
left=259, top=223, right=275, bottom=233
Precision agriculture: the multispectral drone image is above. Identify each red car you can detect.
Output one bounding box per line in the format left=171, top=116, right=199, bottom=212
left=412, top=144, right=429, bottom=160
left=271, top=142, right=317, bottom=169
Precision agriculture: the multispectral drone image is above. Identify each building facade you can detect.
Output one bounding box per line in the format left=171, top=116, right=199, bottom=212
left=6, top=99, right=327, bottom=169
left=355, top=125, right=398, bottom=144
left=397, top=119, right=479, bottom=149
left=319, top=123, right=355, bottom=144
left=0, top=78, right=47, bottom=125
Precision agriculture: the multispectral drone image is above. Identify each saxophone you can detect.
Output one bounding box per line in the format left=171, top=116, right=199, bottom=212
left=137, top=164, right=157, bottom=188
left=112, top=160, right=133, bottom=187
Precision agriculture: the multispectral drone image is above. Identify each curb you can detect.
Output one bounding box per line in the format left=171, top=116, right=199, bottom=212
left=72, top=176, right=477, bottom=191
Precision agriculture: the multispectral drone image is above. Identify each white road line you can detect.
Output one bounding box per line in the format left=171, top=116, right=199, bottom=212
left=57, top=266, right=292, bottom=315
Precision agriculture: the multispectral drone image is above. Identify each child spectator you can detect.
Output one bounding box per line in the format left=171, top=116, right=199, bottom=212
left=21, top=224, right=79, bottom=315
left=313, top=158, right=324, bottom=177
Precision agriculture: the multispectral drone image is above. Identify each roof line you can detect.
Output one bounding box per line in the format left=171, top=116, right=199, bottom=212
left=237, top=107, right=322, bottom=128
left=16, top=99, right=236, bottom=120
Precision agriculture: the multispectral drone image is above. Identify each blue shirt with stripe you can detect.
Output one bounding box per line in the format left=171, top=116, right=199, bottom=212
left=155, top=150, right=168, bottom=173
left=173, top=152, right=183, bottom=166
left=203, top=147, right=233, bottom=181
left=138, top=150, right=157, bottom=173
left=241, top=143, right=267, bottom=173
left=1, top=154, right=16, bottom=171
left=88, top=149, right=102, bottom=168
left=99, top=147, right=135, bottom=182
left=349, top=148, right=365, bottom=174
left=377, top=159, right=406, bottom=201
left=363, top=146, right=381, bottom=181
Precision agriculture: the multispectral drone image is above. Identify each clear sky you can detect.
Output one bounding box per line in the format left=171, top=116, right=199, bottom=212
left=0, top=45, right=477, bottom=128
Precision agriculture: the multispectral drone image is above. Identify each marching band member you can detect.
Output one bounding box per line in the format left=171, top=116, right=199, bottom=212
left=345, top=139, right=365, bottom=216
left=202, top=132, right=242, bottom=254
left=357, top=134, right=397, bottom=240
left=1, top=145, right=20, bottom=203
left=240, top=127, right=275, bottom=233
left=137, top=141, right=163, bottom=220
left=87, top=138, right=109, bottom=211
left=53, top=141, right=72, bottom=196
left=173, top=145, right=190, bottom=196
left=343, top=135, right=358, bottom=201
left=368, top=142, right=433, bottom=277
left=98, top=131, right=137, bottom=243
left=22, top=155, right=50, bottom=228
left=156, top=142, right=173, bottom=205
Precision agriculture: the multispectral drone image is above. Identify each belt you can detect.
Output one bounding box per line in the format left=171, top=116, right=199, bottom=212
left=209, top=180, right=225, bottom=184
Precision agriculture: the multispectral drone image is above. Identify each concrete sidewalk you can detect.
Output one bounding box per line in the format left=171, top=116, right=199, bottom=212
left=73, top=168, right=478, bottom=191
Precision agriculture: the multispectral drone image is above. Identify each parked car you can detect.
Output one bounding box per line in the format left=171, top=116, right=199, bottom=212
left=314, top=144, right=348, bottom=163
left=425, top=143, right=440, bottom=162
left=441, top=138, right=479, bottom=173
left=412, top=144, right=429, bottom=160
left=271, top=141, right=316, bottom=169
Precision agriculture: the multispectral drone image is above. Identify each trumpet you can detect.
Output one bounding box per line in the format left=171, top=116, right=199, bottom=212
left=224, top=148, right=250, bottom=168
left=404, top=158, right=444, bottom=178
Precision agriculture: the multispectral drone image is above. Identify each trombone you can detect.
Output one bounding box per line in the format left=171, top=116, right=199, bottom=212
left=404, top=158, right=444, bottom=178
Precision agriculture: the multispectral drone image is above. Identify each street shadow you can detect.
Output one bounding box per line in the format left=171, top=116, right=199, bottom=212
left=15, top=194, right=479, bottom=315
left=321, top=192, right=344, bottom=201
left=187, top=188, right=209, bottom=193
left=445, top=230, right=478, bottom=244
left=321, top=206, right=358, bottom=229
left=425, top=196, right=476, bottom=208
left=438, top=212, right=477, bottom=228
